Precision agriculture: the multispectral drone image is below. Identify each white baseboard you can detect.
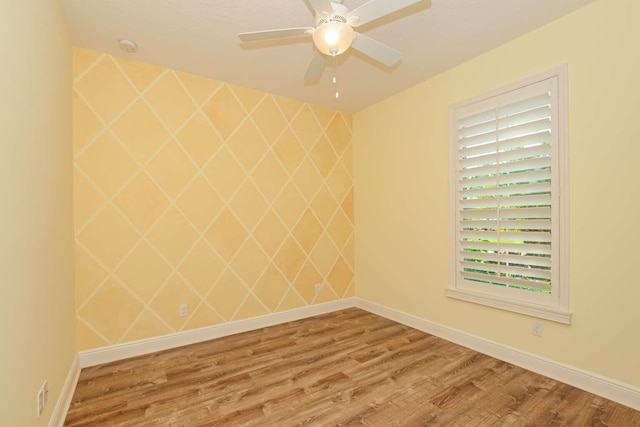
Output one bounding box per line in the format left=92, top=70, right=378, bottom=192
left=75, top=296, right=639, bottom=412
left=354, top=298, right=640, bottom=411
left=79, top=298, right=356, bottom=368
left=49, top=354, right=80, bottom=427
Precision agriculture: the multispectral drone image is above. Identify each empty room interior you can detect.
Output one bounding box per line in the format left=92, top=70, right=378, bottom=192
left=2, top=0, right=639, bottom=425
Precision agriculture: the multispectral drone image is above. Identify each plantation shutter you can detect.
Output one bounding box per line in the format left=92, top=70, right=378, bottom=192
left=454, top=78, right=557, bottom=295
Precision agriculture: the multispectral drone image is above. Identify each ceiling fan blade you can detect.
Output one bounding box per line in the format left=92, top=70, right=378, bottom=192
left=307, top=0, right=335, bottom=19
left=304, top=51, right=326, bottom=81
left=239, top=27, right=314, bottom=43
left=351, top=33, right=402, bottom=67
left=347, top=0, right=422, bottom=27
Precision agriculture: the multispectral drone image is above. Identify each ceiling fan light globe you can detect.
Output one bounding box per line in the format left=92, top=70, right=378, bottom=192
left=312, top=21, right=354, bottom=56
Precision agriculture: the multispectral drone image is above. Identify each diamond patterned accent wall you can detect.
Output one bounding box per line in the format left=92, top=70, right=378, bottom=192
left=73, top=48, right=354, bottom=351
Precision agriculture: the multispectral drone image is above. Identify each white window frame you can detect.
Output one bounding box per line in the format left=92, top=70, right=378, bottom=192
left=447, top=66, right=570, bottom=324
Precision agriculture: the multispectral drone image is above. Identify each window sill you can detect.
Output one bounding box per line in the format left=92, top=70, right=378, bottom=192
left=446, top=288, right=571, bottom=324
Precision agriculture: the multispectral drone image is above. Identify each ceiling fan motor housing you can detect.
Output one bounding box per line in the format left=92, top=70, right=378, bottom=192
left=313, top=2, right=354, bottom=56
left=315, top=2, right=350, bottom=26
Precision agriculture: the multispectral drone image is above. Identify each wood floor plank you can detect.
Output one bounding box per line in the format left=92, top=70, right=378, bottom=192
left=65, top=309, right=640, bottom=426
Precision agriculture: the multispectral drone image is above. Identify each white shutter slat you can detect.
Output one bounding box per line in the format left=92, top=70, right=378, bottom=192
left=460, top=240, right=552, bottom=256
left=460, top=182, right=551, bottom=199
left=461, top=169, right=551, bottom=189
left=460, top=148, right=551, bottom=172
left=461, top=230, right=551, bottom=243
left=496, top=93, right=552, bottom=119
left=459, top=129, right=500, bottom=148
left=460, top=207, right=552, bottom=220
left=460, top=251, right=552, bottom=268
left=458, top=109, right=497, bottom=129
left=458, top=120, right=496, bottom=139
left=458, top=92, right=551, bottom=128
left=498, top=144, right=551, bottom=164
left=499, top=105, right=551, bottom=128
left=461, top=261, right=552, bottom=281
left=460, top=157, right=551, bottom=179
left=460, top=130, right=551, bottom=156
left=495, top=131, right=551, bottom=152
left=496, top=118, right=552, bottom=142
left=501, top=265, right=551, bottom=280
left=461, top=273, right=552, bottom=292
left=497, top=193, right=552, bottom=208
left=460, top=193, right=551, bottom=209
left=461, top=219, right=551, bottom=231
left=460, top=143, right=550, bottom=169
left=496, top=157, right=552, bottom=175
left=458, top=105, right=551, bottom=139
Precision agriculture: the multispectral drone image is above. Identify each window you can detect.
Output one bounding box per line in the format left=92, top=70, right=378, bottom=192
left=447, top=67, right=570, bottom=323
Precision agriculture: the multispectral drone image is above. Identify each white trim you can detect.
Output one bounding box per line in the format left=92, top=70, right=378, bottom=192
left=48, top=354, right=80, bottom=427
left=445, top=289, right=571, bottom=324
left=451, top=66, right=568, bottom=109
left=556, top=64, right=570, bottom=314
left=74, top=297, right=639, bottom=412
left=79, top=298, right=356, bottom=368
left=354, top=298, right=640, bottom=411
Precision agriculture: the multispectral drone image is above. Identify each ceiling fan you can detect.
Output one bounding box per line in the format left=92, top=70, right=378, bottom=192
left=238, top=0, right=422, bottom=81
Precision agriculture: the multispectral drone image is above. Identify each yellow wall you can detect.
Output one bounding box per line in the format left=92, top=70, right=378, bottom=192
left=73, top=49, right=354, bottom=350
left=0, top=1, right=76, bottom=425
left=354, top=0, right=640, bottom=387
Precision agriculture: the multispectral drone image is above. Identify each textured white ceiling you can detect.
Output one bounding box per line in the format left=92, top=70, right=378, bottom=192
left=61, top=0, right=596, bottom=112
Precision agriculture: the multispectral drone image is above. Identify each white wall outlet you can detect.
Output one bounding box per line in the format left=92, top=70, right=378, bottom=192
left=36, top=388, right=43, bottom=418
left=179, top=304, right=188, bottom=317
left=36, top=380, right=48, bottom=417
left=532, top=321, right=543, bottom=337
left=314, top=283, right=321, bottom=294
left=42, top=381, right=48, bottom=406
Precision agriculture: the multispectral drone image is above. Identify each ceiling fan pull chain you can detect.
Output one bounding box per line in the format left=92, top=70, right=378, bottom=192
left=333, top=55, right=340, bottom=99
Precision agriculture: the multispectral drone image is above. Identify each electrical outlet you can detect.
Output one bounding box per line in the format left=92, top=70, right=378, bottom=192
left=36, top=388, right=43, bottom=418
left=532, top=321, right=543, bottom=337
left=179, top=304, right=188, bottom=317
left=314, top=283, right=321, bottom=294
left=42, top=381, right=48, bottom=407
left=36, top=380, right=48, bottom=417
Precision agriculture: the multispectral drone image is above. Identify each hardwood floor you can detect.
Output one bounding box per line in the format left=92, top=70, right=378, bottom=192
left=65, top=308, right=640, bottom=426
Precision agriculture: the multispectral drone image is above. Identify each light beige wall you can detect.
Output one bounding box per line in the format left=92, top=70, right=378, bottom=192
left=0, top=1, right=76, bottom=425
left=354, top=0, right=640, bottom=386
left=73, top=49, right=354, bottom=351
